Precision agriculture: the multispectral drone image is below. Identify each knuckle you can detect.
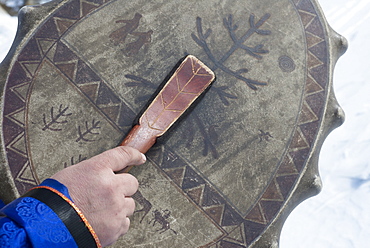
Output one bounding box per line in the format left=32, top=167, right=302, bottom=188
left=100, top=180, right=115, bottom=198
left=131, top=175, right=139, bottom=189
left=124, top=174, right=139, bottom=190
left=99, top=177, right=120, bottom=197
left=126, top=198, right=136, bottom=214
left=121, top=218, right=130, bottom=236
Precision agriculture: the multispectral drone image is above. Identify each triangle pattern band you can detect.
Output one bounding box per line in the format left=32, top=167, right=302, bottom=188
left=1, top=0, right=331, bottom=246
left=290, top=127, right=310, bottom=151
left=244, top=203, right=267, bottom=225
left=36, top=38, right=57, bottom=56
left=50, top=39, right=135, bottom=130
left=154, top=148, right=246, bottom=228
left=7, top=132, right=27, bottom=156
left=298, top=100, right=319, bottom=125
left=2, top=0, right=115, bottom=195
left=80, top=0, right=100, bottom=16
left=6, top=107, right=26, bottom=128
left=11, top=82, right=31, bottom=102
left=223, top=223, right=248, bottom=246
left=298, top=10, right=316, bottom=29
left=20, top=62, right=40, bottom=78
left=261, top=179, right=284, bottom=202
left=276, top=154, right=299, bottom=176
left=15, top=161, right=38, bottom=185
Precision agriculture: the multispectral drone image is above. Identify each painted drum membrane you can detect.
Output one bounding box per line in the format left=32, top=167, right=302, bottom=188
left=0, top=0, right=346, bottom=247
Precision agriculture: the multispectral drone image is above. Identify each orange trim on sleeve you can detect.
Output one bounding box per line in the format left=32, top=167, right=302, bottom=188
left=32, top=186, right=102, bottom=248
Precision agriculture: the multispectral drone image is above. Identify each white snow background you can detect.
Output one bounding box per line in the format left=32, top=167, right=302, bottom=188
left=0, top=0, right=369, bottom=247
left=281, top=0, right=370, bottom=247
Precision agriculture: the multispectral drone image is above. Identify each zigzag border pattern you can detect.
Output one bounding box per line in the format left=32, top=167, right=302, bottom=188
left=2, top=0, right=329, bottom=247
left=211, top=0, right=330, bottom=246
left=2, top=0, right=121, bottom=193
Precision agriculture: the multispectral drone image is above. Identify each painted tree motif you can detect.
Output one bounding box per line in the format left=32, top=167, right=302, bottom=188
left=123, top=13, right=272, bottom=158
left=76, top=119, right=101, bottom=142
left=192, top=13, right=271, bottom=90
left=42, top=104, right=72, bottom=131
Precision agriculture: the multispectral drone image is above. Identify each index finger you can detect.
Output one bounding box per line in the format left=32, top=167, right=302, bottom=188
left=93, top=146, right=146, bottom=172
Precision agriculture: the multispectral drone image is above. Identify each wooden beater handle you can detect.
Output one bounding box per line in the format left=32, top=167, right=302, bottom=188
left=120, top=55, right=215, bottom=171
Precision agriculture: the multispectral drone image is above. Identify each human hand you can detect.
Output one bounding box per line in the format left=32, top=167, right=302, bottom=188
left=51, top=146, right=146, bottom=247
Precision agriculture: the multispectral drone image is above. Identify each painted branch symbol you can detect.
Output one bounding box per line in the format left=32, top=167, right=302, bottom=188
left=76, top=119, right=101, bottom=142
left=192, top=13, right=271, bottom=90
left=42, top=104, right=72, bottom=131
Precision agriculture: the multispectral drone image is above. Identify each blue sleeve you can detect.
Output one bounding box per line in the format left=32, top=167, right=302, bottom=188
left=0, top=179, right=78, bottom=248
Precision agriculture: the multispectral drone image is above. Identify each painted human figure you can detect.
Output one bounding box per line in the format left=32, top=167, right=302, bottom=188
left=123, top=30, right=153, bottom=57
left=109, top=13, right=143, bottom=46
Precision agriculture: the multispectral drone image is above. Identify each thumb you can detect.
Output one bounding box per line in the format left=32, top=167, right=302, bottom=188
left=94, top=146, right=146, bottom=172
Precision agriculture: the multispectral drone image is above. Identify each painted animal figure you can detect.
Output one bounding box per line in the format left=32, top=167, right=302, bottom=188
left=133, top=190, right=152, bottom=223
left=149, top=209, right=177, bottom=235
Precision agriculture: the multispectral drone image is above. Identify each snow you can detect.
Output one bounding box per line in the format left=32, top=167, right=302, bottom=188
left=0, top=6, right=17, bottom=61
left=0, top=0, right=369, bottom=247
left=281, top=0, right=370, bottom=247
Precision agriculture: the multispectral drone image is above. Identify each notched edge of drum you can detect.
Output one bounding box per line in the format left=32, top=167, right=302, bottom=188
left=0, top=0, right=65, bottom=203
left=250, top=2, right=348, bottom=247
left=0, top=0, right=348, bottom=247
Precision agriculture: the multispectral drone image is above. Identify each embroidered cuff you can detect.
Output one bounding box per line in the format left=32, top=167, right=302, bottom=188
left=1, top=197, right=77, bottom=248
left=23, top=186, right=101, bottom=248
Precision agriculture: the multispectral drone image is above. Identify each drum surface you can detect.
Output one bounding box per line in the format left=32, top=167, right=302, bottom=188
left=0, top=0, right=346, bottom=246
